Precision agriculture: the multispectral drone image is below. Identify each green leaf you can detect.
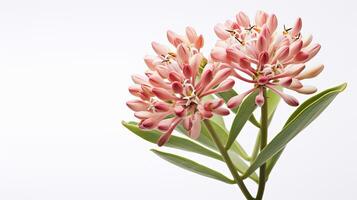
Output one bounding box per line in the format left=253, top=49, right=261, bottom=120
left=152, top=149, right=235, bottom=184
left=176, top=121, right=259, bottom=183
left=266, top=83, right=346, bottom=177
left=226, top=91, right=258, bottom=150
left=228, top=150, right=259, bottom=183
left=217, top=89, right=260, bottom=128
left=122, top=121, right=222, bottom=161
left=266, top=87, right=282, bottom=119
left=201, top=121, right=259, bottom=183
left=243, top=83, right=347, bottom=179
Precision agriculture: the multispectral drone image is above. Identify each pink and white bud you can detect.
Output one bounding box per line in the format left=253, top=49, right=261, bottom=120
left=294, top=85, right=317, bottom=94
left=269, top=86, right=299, bottom=106
left=177, top=44, right=190, bottom=64
left=167, top=30, right=179, bottom=47
left=189, top=113, right=201, bottom=139
left=151, top=42, right=169, bottom=56
left=211, top=47, right=228, bottom=62
left=255, top=10, right=268, bottom=27
left=291, top=18, right=302, bottom=37
left=152, top=87, right=176, bottom=101
left=267, top=14, right=278, bottom=33
left=255, top=88, right=265, bottom=106
left=126, top=100, right=149, bottom=111
left=302, top=35, right=313, bottom=48
left=227, top=88, right=255, bottom=109
left=185, top=26, right=198, bottom=43
left=195, top=35, right=204, bottom=49
left=171, top=81, right=183, bottom=94
left=296, top=64, right=324, bottom=80
left=144, top=55, right=157, bottom=70
left=213, top=107, right=230, bottom=116
left=236, top=11, right=250, bottom=27
left=214, top=23, right=230, bottom=40
left=154, top=101, right=170, bottom=112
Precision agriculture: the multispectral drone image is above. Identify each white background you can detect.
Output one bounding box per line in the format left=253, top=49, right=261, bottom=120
left=0, top=0, right=356, bottom=199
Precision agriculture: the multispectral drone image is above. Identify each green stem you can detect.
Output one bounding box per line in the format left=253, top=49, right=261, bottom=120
left=256, top=88, right=268, bottom=200
left=203, top=120, right=254, bottom=200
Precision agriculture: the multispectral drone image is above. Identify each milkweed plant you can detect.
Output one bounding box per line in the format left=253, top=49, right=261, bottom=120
left=122, top=11, right=346, bottom=200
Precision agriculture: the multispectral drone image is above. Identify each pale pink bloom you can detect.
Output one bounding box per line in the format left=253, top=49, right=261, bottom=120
left=127, top=29, right=233, bottom=146
left=211, top=11, right=323, bottom=107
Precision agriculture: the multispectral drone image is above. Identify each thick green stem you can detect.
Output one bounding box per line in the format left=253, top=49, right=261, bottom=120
left=256, top=88, right=268, bottom=200
left=203, top=120, right=254, bottom=200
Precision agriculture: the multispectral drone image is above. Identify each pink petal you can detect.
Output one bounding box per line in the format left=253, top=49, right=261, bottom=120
left=126, top=100, right=149, bottom=111
left=267, top=14, right=278, bottom=33
left=189, top=113, right=201, bottom=139
left=257, top=35, right=267, bottom=52
left=255, top=88, right=265, bottom=107
left=157, top=118, right=181, bottom=146
left=236, top=11, right=250, bottom=27
left=143, top=55, right=156, bottom=70
left=168, top=71, right=183, bottom=82
left=132, top=74, right=148, bottom=85
left=177, top=44, right=190, bottom=64
left=268, top=86, right=299, bottom=106
left=272, top=46, right=289, bottom=63
left=185, top=26, right=198, bottom=43
left=174, top=106, right=186, bottom=117
left=214, top=23, right=230, bottom=40
left=211, top=47, right=228, bottom=62
left=203, top=68, right=232, bottom=93
left=291, top=18, right=302, bottom=37
left=167, top=30, right=179, bottom=47
left=152, top=87, right=176, bottom=101
left=227, top=88, right=256, bottom=109
left=288, top=39, right=303, bottom=58
left=154, top=101, right=170, bottom=112
left=294, top=51, right=309, bottom=62
left=212, top=107, right=230, bottom=116
left=294, top=85, right=317, bottom=94
left=171, top=81, right=183, bottom=94
left=255, top=10, right=268, bottom=27
left=151, top=42, right=169, bottom=56
left=295, top=64, right=324, bottom=80
left=195, top=35, right=204, bottom=49
left=302, top=35, right=313, bottom=48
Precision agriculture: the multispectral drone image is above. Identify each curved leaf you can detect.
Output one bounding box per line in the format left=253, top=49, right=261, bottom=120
left=176, top=121, right=259, bottom=182
left=122, top=121, right=222, bottom=161
left=152, top=149, right=235, bottom=184
left=243, top=83, right=347, bottom=179
left=226, top=91, right=258, bottom=150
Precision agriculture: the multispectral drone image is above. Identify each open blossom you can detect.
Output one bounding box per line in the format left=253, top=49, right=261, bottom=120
left=127, top=27, right=233, bottom=146
left=211, top=11, right=324, bottom=108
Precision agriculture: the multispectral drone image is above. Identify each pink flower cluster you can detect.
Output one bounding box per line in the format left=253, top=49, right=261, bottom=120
left=127, top=11, right=324, bottom=145
left=127, top=27, right=234, bottom=146
left=211, top=11, right=323, bottom=107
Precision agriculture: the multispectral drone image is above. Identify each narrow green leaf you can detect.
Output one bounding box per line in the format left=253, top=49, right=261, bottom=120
left=217, top=89, right=260, bottom=128
left=152, top=149, right=235, bottom=184
left=122, top=121, right=222, bottom=161
left=266, top=83, right=346, bottom=177
left=201, top=121, right=259, bottom=183
left=226, top=91, right=258, bottom=150
left=243, top=83, right=347, bottom=179
left=266, top=87, right=282, bottom=119
left=228, top=150, right=259, bottom=183
left=176, top=121, right=259, bottom=183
